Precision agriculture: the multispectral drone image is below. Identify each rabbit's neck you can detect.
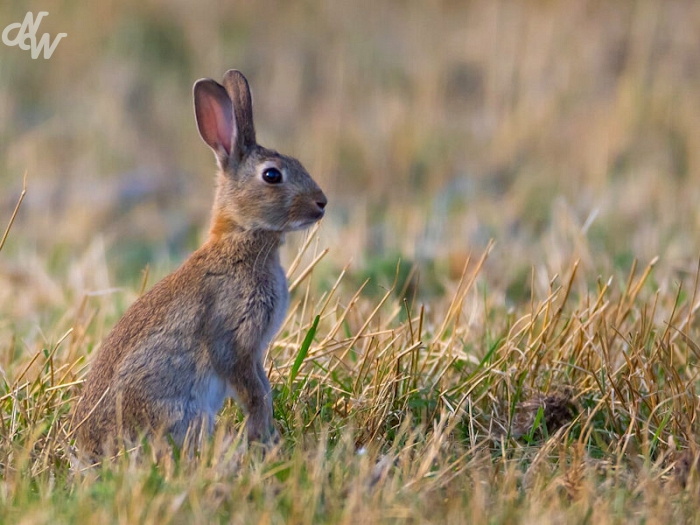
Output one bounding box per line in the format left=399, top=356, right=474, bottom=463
left=195, top=230, right=282, bottom=279
left=206, top=222, right=282, bottom=259
left=209, top=213, right=282, bottom=242
left=209, top=210, right=241, bottom=239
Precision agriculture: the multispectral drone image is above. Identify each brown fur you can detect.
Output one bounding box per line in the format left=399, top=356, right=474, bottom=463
left=73, top=70, right=326, bottom=458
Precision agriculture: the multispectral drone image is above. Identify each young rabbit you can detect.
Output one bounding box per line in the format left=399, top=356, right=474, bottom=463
left=73, top=70, right=327, bottom=457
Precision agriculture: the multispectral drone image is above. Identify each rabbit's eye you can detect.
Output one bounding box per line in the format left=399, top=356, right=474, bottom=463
left=262, top=168, right=283, bottom=184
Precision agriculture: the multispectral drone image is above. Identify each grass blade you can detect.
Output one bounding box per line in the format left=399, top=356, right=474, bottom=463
left=289, top=315, right=320, bottom=388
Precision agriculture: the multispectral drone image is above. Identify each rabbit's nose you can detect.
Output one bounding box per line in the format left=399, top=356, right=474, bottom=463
left=315, top=193, right=328, bottom=211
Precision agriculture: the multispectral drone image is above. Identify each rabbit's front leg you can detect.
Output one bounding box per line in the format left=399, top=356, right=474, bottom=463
left=228, top=354, right=275, bottom=442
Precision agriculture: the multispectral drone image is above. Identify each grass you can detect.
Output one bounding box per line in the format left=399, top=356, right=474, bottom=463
left=3, top=200, right=700, bottom=522
left=4, top=1, right=700, bottom=523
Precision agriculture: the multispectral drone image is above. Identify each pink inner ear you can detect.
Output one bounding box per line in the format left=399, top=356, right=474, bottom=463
left=210, top=98, right=232, bottom=155
left=195, top=83, right=233, bottom=156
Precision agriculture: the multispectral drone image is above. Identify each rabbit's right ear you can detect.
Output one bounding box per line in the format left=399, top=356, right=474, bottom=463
left=194, top=79, right=234, bottom=168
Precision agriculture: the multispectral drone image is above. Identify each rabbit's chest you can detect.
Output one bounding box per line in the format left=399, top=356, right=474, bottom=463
left=259, top=264, right=289, bottom=351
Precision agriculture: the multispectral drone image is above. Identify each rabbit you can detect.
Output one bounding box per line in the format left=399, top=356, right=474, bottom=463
left=73, top=70, right=327, bottom=458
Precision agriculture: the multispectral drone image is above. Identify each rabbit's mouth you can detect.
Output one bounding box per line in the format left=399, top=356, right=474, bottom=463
left=287, top=216, right=324, bottom=231
left=286, top=209, right=325, bottom=231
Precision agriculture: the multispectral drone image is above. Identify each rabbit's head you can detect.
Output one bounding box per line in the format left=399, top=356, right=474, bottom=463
left=194, top=70, right=327, bottom=234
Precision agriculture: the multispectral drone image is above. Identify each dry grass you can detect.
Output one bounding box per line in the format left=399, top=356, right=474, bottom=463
left=4, top=218, right=700, bottom=522
left=4, top=1, right=700, bottom=523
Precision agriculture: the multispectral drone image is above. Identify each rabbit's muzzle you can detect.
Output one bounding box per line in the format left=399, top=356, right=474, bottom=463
left=289, top=189, right=327, bottom=230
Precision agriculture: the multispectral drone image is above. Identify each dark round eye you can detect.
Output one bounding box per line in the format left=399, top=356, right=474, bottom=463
left=262, top=167, right=283, bottom=184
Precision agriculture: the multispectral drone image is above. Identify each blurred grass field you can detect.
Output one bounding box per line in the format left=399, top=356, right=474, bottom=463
left=4, top=1, right=700, bottom=523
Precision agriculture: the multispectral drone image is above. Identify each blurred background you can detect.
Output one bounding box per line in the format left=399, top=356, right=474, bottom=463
left=2, top=0, right=700, bottom=332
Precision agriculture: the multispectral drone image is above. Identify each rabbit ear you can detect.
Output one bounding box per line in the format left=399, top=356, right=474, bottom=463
left=194, top=79, right=235, bottom=167
left=222, top=70, right=257, bottom=153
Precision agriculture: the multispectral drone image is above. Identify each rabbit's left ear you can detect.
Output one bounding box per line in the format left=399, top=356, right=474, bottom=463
left=222, top=70, right=257, bottom=157
left=194, top=78, right=234, bottom=168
